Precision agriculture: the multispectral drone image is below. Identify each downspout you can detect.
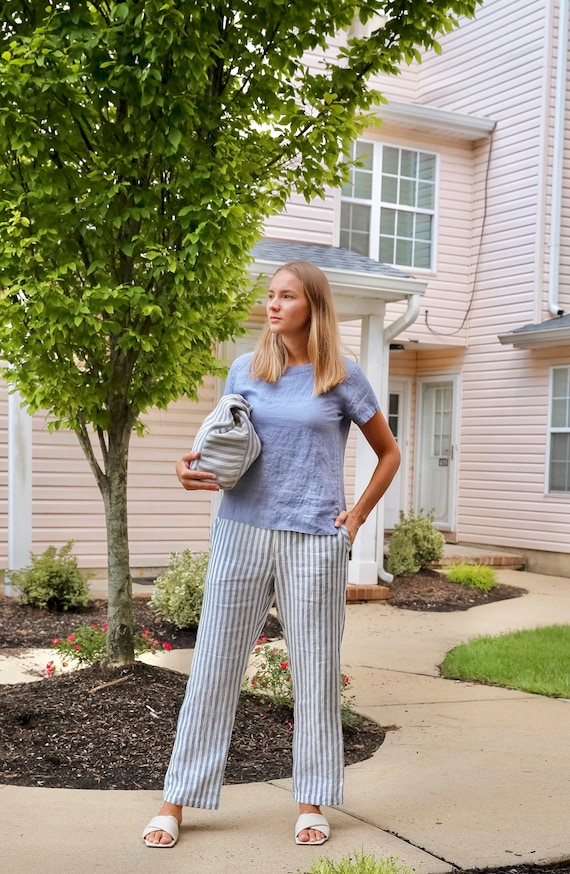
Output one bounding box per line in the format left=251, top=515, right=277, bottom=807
left=384, top=292, right=422, bottom=345
left=377, top=292, right=422, bottom=583
left=548, top=0, right=568, bottom=317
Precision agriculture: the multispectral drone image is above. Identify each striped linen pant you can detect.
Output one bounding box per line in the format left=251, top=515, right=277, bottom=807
left=163, top=517, right=351, bottom=809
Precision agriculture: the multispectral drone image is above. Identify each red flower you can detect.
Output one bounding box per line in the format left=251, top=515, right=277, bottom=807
left=51, top=638, right=61, bottom=645
left=66, top=634, right=75, bottom=642
left=162, top=642, right=173, bottom=652
left=280, top=661, right=288, bottom=670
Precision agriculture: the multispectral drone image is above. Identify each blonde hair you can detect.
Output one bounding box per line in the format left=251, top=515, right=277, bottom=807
left=250, top=261, right=346, bottom=395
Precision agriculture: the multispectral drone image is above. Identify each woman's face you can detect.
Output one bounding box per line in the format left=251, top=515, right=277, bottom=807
left=266, top=269, right=311, bottom=340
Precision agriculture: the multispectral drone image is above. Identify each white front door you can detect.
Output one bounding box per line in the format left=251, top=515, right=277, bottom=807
left=415, top=376, right=459, bottom=530
left=384, top=378, right=409, bottom=529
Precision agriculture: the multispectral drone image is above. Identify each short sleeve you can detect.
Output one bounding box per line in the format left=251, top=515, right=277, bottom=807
left=224, top=353, right=252, bottom=395
left=341, top=360, right=380, bottom=425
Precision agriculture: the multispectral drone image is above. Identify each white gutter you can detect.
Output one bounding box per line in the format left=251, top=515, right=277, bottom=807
left=548, top=0, right=568, bottom=317
left=384, top=293, right=422, bottom=345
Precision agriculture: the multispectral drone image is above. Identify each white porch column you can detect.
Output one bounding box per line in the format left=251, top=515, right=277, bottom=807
left=348, top=310, right=388, bottom=585
left=6, top=391, right=32, bottom=596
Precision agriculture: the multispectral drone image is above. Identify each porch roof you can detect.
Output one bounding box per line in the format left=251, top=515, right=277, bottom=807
left=498, top=313, right=570, bottom=348
left=249, top=239, right=426, bottom=320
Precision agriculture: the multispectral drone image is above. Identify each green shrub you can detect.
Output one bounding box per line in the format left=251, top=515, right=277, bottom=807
left=386, top=508, right=445, bottom=576
left=300, top=852, right=413, bottom=874
left=8, top=541, right=91, bottom=612
left=150, top=549, right=209, bottom=629
left=445, top=563, right=497, bottom=592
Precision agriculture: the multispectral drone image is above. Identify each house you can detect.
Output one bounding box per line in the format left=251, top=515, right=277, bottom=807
left=2, top=0, right=569, bottom=583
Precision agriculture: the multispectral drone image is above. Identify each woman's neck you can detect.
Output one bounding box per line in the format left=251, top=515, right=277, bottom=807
left=285, top=342, right=310, bottom=367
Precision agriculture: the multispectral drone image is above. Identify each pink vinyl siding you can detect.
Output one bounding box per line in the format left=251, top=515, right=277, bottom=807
left=0, top=381, right=217, bottom=573
left=264, top=190, right=337, bottom=247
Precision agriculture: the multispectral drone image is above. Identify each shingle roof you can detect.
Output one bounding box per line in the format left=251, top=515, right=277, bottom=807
left=251, top=239, right=413, bottom=281
left=509, top=314, right=570, bottom=335
left=498, top=313, right=570, bottom=348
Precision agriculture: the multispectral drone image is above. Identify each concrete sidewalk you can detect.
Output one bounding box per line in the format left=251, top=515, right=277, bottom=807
left=2, top=568, right=570, bottom=874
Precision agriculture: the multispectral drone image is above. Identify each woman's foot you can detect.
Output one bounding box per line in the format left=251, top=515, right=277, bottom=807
left=143, top=802, right=182, bottom=847
left=295, top=803, right=330, bottom=845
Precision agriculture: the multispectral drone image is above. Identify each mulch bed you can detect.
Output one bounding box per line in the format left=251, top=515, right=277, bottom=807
left=0, top=569, right=527, bottom=792
left=0, top=598, right=385, bottom=791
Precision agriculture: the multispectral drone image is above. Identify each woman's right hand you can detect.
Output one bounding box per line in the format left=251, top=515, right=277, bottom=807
left=175, top=452, right=220, bottom=491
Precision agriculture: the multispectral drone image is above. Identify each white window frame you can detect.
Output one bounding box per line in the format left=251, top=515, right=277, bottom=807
left=340, top=139, right=438, bottom=273
left=546, top=364, right=570, bottom=496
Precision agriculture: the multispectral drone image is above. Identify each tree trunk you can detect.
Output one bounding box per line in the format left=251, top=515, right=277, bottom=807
left=100, top=441, right=135, bottom=665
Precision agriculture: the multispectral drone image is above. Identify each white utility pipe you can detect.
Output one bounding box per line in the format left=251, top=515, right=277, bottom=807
left=548, top=0, right=569, bottom=316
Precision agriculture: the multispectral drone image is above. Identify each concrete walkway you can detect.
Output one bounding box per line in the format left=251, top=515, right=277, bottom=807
left=2, top=568, right=570, bottom=874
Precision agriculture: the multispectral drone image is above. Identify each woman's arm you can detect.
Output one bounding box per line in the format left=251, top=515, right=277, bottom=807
left=175, top=452, right=220, bottom=491
left=335, top=411, right=400, bottom=543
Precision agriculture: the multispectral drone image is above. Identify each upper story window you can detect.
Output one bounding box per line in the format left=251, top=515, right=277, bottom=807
left=548, top=366, right=570, bottom=494
left=340, top=140, right=437, bottom=271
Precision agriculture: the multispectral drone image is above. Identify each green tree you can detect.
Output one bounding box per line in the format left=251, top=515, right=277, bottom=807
left=0, top=0, right=480, bottom=665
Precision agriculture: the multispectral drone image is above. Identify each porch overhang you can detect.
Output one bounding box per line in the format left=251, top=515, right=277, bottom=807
left=249, top=239, right=426, bottom=318
left=376, top=99, right=497, bottom=141
left=498, top=313, right=570, bottom=348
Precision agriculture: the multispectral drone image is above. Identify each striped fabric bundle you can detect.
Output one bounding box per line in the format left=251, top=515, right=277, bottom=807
left=190, top=394, right=261, bottom=490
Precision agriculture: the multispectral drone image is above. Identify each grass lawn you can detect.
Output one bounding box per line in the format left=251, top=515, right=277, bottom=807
left=440, top=624, right=570, bottom=698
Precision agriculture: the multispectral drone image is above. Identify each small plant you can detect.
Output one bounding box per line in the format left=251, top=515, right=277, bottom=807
left=7, top=540, right=91, bottom=612
left=244, top=640, right=356, bottom=725
left=300, top=852, right=414, bottom=874
left=150, top=549, right=209, bottom=629
left=445, top=563, right=497, bottom=592
left=387, top=508, right=445, bottom=577
left=48, top=621, right=172, bottom=673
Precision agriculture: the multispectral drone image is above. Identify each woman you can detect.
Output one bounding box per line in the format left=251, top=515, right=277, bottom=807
left=143, top=260, right=400, bottom=849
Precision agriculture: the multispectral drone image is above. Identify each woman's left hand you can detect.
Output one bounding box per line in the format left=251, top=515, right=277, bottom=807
left=334, top=510, right=358, bottom=545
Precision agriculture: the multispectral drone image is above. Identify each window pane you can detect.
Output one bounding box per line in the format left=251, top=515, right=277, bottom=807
left=417, top=181, right=434, bottom=209
left=354, top=169, right=372, bottom=199
left=551, top=367, right=570, bottom=427
left=396, top=238, right=413, bottom=265
left=379, top=236, right=394, bottom=263
left=382, top=146, right=399, bottom=175
left=381, top=175, right=398, bottom=203
left=550, top=434, right=570, bottom=492
left=400, top=149, right=417, bottom=177
left=399, top=178, right=416, bottom=207
left=355, top=141, right=373, bottom=169
left=380, top=207, right=396, bottom=235
left=397, top=211, right=413, bottom=237
left=419, top=153, right=436, bottom=180
left=552, top=368, right=570, bottom=396
left=349, top=233, right=370, bottom=256
left=413, top=241, right=432, bottom=269
left=340, top=202, right=371, bottom=256
left=552, top=398, right=569, bottom=428
left=351, top=203, right=371, bottom=232
left=416, top=213, right=432, bottom=240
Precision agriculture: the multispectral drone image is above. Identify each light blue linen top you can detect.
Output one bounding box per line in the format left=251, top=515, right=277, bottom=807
left=217, top=353, right=380, bottom=536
